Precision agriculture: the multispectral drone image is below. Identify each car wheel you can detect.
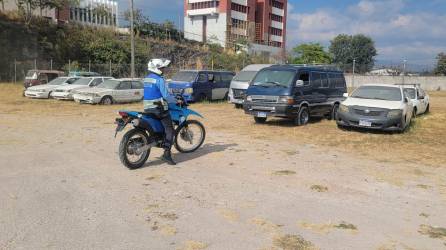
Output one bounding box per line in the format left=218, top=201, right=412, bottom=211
left=254, top=117, right=267, bottom=124
left=198, top=93, right=207, bottom=102
left=235, top=104, right=243, bottom=109
left=100, top=96, right=113, bottom=105
left=329, top=103, right=340, bottom=120
left=398, top=115, right=408, bottom=133
left=294, top=106, right=310, bottom=126
left=48, top=91, right=53, bottom=99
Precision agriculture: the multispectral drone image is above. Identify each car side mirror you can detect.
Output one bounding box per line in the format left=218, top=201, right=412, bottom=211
left=419, top=96, right=425, bottom=100
left=208, top=75, right=214, bottom=82
left=343, top=93, right=349, bottom=98
left=404, top=97, right=409, bottom=103
left=295, top=80, right=304, bottom=87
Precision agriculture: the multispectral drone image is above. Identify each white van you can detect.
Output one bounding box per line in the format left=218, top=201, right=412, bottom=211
left=228, top=64, right=272, bottom=108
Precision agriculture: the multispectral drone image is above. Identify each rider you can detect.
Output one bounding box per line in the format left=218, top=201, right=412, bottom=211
left=143, top=58, right=177, bottom=165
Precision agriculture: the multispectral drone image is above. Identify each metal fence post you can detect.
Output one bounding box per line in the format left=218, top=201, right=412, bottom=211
left=50, top=59, right=53, bottom=70
left=34, top=59, right=37, bottom=70
left=69, top=59, right=71, bottom=72
left=109, top=60, right=112, bottom=76
left=402, top=59, right=407, bottom=85
left=89, top=60, right=91, bottom=72
left=352, top=59, right=356, bottom=88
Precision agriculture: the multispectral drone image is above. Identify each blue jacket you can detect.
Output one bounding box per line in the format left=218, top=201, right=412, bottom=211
left=143, top=73, right=175, bottom=109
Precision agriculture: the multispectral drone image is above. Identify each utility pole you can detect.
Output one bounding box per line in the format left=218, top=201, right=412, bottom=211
left=352, top=59, right=356, bottom=88
left=50, top=59, right=53, bottom=70
left=402, top=59, right=407, bottom=85
left=129, top=0, right=135, bottom=78
left=14, top=59, right=17, bottom=84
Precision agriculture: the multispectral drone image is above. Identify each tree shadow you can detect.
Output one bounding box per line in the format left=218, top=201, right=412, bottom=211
left=140, top=142, right=238, bottom=168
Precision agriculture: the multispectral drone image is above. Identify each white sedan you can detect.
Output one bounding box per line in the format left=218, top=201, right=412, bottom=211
left=51, top=77, right=112, bottom=100
left=399, top=84, right=430, bottom=116
left=24, top=77, right=79, bottom=99
left=73, top=79, right=144, bottom=105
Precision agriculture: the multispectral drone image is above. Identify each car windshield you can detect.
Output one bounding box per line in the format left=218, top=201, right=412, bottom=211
left=172, top=71, right=197, bottom=82
left=48, top=78, right=67, bottom=85
left=97, top=79, right=120, bottom=89
left=73, top=78, right=93, bottom=85
left=252, top=70, right=295, bottom=88
left=351, top=86, right=402, bottom=101
left=404, top=88, right=416, bottom=99
left=233, top=71, right=258, bottom=82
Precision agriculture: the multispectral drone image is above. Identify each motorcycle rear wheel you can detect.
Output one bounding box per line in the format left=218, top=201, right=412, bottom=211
left=174, top=120, right=206, bottom=153
left=119, top=128, right=151, bottom=169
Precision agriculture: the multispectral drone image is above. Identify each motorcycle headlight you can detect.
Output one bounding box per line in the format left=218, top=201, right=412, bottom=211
left=246, top=95, right=252, bottom=102
left=278, top=96, right=294, bottom=105
left=387, top=109, right=402, bottom=118
left=339, top=104, right=349, bottom=113
left=184, top=88, right=193, bottom=94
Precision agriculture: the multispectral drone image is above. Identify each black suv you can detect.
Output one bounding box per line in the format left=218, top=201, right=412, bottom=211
left=243, top=65, right=347, bottom=125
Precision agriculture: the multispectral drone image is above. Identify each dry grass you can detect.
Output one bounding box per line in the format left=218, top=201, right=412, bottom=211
left=2, top=83, right=446, bottom=166
left=310, top=185, right=328, bottom=193
left=272, top=234, right=317, bottom=250
left=418, top=224, right=446, bottom=239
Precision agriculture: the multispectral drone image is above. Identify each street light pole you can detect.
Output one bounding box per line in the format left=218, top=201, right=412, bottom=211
left=352, top=59, right=356, bottom=88
left=129, top=0, right=135, bottom=78
left=402, top=59, right=407, bottom=85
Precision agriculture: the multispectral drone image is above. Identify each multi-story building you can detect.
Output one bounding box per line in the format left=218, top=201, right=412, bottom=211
left=183, top=0, right=287, bottom=58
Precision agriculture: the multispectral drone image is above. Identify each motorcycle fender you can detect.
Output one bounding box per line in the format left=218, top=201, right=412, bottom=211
left=184, top=109, right=204, bottom=119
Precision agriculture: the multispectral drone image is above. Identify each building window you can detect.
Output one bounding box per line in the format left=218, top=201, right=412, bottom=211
left=269, top=13, right=283, bottom=22
left=231, top=3, right=248, bottom=13
left=269, top=0, right=284, bottom=9
left=190, top=1, right=219, bottom=10
left=270, top=27, right=282, bottom=36
left=231, top=18, right=247, bottom=29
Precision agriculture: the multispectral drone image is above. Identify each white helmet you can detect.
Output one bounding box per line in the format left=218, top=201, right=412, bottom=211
left=148, top=58, right=171, bottom=75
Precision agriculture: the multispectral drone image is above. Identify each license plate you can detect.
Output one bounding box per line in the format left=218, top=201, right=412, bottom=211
left=257, top=112, right=267, bottom=118
left=359, top=120, right=372, bottom=127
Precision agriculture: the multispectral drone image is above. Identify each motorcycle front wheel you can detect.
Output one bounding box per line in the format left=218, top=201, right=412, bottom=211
left=174, top=120, right=206, bottom=153
left=119, top=128, right=151, bottom=169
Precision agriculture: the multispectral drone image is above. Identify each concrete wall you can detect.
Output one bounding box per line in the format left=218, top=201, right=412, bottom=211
left=344, top=74, right=446, bottom=91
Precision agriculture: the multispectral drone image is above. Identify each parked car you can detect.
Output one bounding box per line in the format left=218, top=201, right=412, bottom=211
left=396, top=84, right=430, bottom=116
left=243, top=65, right=347, bottom=125
left=51, top=76, right=113, bottom=100
left=228, top=64, right=272, bottom=108
left=168, top=70, right=235, bottom=102
left=68, top=71, right=101, bottom=77
left=73, top=78, right=143, bottom=105
left=336, top=84, right=414, bottom=132
left=24, top=70, right=65, bottom=89
left=24, top=77, right=80, bottom=99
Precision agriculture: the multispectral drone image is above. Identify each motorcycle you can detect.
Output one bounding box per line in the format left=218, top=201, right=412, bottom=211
left=115, top=95, right=206, bottom=169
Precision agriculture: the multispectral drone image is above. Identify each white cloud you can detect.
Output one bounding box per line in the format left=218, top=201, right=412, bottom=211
left=287, top=0, right=446, bottom=66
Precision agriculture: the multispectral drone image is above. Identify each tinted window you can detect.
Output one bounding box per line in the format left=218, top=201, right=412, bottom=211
left=132, top=81, right=143, bottom=89
left=310, top=72, right=321, bottom=87
left=351, top=86, right=402, bottom=101
left=197, top=73, right=207, bottom=83
left=233, top=71, right=256, bottom=82
left=90, top=78, right=103, bottom=86
left=320, top=73, right=329, bottom=88
left=221, top=73, right=234, bottom=82
left=172, top=71, right=197, bottom=82
left=212, top=73, right=222, bottom=83
left=118, top=81, right=132, bottom=90
left=336, top=74, right=346, bottom=88
left=66, top=78, right=79, bottom=84
left=207, top=73, right=216, bottom=82
left=299, top=72, right=310, bottom=86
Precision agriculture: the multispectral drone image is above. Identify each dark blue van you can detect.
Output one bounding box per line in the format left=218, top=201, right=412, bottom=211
left=243, top=65, right=347, bottom=125
left=168, top=70, right=235, bottom=102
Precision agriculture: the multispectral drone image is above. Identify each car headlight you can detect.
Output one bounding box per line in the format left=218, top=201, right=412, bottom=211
left=387, top=109, right=402, bottom=118
left=37, top=89, right=47, bottom=93
left=184, top=88, right=193, bottom=94
left=339, top=104, right=349, bottom=113
left=246, top=95, right=252, bottom=102
left=278, top=96, right=294, bottom=105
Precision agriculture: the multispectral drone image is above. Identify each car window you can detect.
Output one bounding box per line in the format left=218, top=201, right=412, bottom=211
left=210, top=73, right=221, bottom=83
left=310, top=72, right=321, bottom=87
left=299, top=72, right=310, bottom=86
left=118, top=81, right=132, bottom=90
left=90, top=78, right=103, bottom=86
left=66, top=78, right=79, bottom=84
left=336, top=74, right=346, bottom=88
left=131, top=81, right=143, bottom=89
left=197, top=73, right=207, bottom=83
left=320, top=73, right=329, bottom=88
left=221, top=73, right=234, bottom=82
left=404, top=88, right=416, bottom=99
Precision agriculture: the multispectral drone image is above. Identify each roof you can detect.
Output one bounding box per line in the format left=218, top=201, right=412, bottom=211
left=361, top=83, right=402, bottom=88
left=267, top=64, right=343, bottom=72
left=241, top=64, right=273, bottom=71
left=111, top=78, right=143, bottom=81
left=28, top=69, right=64, bottom=74
left=179, top=70, right=234, bottom=73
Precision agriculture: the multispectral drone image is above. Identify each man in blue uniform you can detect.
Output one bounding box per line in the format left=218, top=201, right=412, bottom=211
left=144, top=59, right=176, bottom=165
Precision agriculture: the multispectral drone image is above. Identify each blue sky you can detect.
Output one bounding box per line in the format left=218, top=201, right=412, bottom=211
left=117, top=0, right=446, bottom=68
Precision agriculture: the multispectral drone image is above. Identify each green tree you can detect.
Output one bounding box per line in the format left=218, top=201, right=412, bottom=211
left=434, top=53, right=446, bottom=76
left=291, top=43, right=331, bottom=64
left=329, top=34, right=377, bottom=73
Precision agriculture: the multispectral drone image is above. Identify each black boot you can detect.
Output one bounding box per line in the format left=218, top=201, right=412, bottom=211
left=161, top=150, right=176, bottom=165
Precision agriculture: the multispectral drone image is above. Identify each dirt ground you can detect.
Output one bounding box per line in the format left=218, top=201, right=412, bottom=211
left=1, top=84, right=446, bottom=250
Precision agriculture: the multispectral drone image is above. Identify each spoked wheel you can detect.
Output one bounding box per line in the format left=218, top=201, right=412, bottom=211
left=119, top=129, right=151, bottom=169
left=174, top=120, right=206, bottom=153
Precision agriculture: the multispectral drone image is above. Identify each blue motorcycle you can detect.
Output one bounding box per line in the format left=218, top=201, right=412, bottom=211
left=115, top=95, right=206, bottom=169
